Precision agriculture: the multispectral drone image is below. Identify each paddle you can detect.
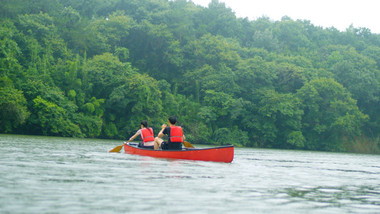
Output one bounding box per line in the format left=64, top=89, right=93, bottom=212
left=109, top=143, right=125, bottom=152
left=183, top=141, right=194, bottom=148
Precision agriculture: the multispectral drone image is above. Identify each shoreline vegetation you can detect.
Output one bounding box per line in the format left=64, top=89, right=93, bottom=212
left=0, top=0, right=379, bottom=154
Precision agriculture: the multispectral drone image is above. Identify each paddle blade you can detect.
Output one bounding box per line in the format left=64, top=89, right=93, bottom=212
left=183, top=141, right=194, bottom=148
left=109, top=145, right=124, bottom=152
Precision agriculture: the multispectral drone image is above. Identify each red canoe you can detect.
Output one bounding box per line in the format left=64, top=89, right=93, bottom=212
left=123, top=143, right=234, bottom=163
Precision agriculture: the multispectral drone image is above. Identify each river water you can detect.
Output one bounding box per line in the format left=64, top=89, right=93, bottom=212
left=0, top=134, right=379, bottom=214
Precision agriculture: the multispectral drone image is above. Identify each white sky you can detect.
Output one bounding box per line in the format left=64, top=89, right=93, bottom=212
left=190, top=0, right=380, bottom=34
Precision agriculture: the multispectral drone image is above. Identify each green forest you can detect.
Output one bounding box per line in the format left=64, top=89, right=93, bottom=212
left=1, top=0, right=379, bottom=153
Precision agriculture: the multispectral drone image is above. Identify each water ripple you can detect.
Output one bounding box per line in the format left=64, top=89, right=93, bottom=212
left=0, top=135, right=379, bottom=214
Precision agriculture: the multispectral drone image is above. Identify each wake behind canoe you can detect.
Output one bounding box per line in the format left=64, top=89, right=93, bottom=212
left=124, top=143, right=234, bottom=163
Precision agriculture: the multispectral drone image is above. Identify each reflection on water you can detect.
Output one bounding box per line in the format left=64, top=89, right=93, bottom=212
left=0, top=134, right=379, bottom=213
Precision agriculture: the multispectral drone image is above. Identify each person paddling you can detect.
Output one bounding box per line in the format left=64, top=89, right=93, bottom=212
left=125, top=121, right=155, bottom=149
left=154, top=116, right=185, bottom=150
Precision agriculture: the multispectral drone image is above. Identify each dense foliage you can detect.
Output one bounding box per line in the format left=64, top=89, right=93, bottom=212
left=1, top=0, right=379, bottom=153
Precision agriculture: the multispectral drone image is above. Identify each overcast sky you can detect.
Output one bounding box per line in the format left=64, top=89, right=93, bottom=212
left=190, top=0, right=380, bottom=34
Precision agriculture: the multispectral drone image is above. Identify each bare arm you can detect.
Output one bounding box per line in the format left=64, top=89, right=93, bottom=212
left=157, top=124, right=167, bottom=138
left=126, top=131, right=140, bottom=143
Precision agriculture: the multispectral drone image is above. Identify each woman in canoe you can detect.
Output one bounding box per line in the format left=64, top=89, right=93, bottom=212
left=154, top=116, right=185, bottom=150
left=124, top=121, right=155, bottom=149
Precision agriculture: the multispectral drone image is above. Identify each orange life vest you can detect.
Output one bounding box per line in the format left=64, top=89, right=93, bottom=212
left=169, top=126, right=183, bottom=143
left=140, top=128, right=154, bottom=142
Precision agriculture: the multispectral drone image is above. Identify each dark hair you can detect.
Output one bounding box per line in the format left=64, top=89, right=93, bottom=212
left=168, top=116, right=177, bottom=125
left=140, top=120, right=148, bottom=128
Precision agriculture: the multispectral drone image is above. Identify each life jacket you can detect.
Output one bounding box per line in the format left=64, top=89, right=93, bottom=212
left=169, top=126, right=183, bottom=143
left=140, top=128, right=154, bottom=142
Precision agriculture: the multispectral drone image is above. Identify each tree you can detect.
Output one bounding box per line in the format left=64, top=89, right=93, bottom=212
left=105, top=73, right=163, bottom=138
left=203, top=90, right=236, bottom=131
left=184, top=64, right=240, bottom=101
left=84, top=53, right=135, bottom=99
left=297, top=78, right=368, bottom=151
left=126, top=20, right=183, bottom=80
left=251, top=29, right=279, bottom=51
left=165, top=0, right=199, bottom=44
left=326, top=46, right=380, bottom=137
left=252, top=89, right=304, bottom=149
left=0, top=87, right=30, bottom=132
left=0, top=0, right=63, bottom=18
left=30, top=96, right=82, bottom=137
left=235, top=56, right=275, bottom=98
left=273, top=17, right=311, bottom=51
left=326, top=46, right=379, bottom=106
left=213, top=127, right=249, bottom=146
left=196, top=0, right=242, bottom=39
left=90, top=11, right=134, bottom=51
left=59, top=0, right=118, bottom=18
left=184, top=33, right=240, bottom=69
left=17, top=12, right=56, bottom=43
left=273, top=63, right=307, bottom=93
left=363, top=46, right=380, bottom=70
left=0, top=20, right=24, bottom=87
left=112, top=0, right=170, bottom=23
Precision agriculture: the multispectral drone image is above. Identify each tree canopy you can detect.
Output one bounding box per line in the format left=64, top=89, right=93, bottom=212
left=0, top=0, right=379, bottom=153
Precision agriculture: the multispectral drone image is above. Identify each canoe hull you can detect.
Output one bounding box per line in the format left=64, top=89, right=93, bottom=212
left=124, top=143, right=234, bottom=163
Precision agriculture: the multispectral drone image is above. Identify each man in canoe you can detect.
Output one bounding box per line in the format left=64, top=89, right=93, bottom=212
left=124, top=120, right=155, bottom=149
left=154, top=116, right=185, bottom=150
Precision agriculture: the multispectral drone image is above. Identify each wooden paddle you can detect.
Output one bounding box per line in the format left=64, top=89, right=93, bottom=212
left=183, top=141, right=194, bottom=148
left=109, top=144, right=124, bottom=152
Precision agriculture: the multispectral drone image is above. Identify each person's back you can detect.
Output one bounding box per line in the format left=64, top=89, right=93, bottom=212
left=125, top=121, right=155, bottom=149
left=163, top=125, right=183, bottom=150
left=140, top=127, right=154, bottom=147
left=154, top=116, right=185, bottom=150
